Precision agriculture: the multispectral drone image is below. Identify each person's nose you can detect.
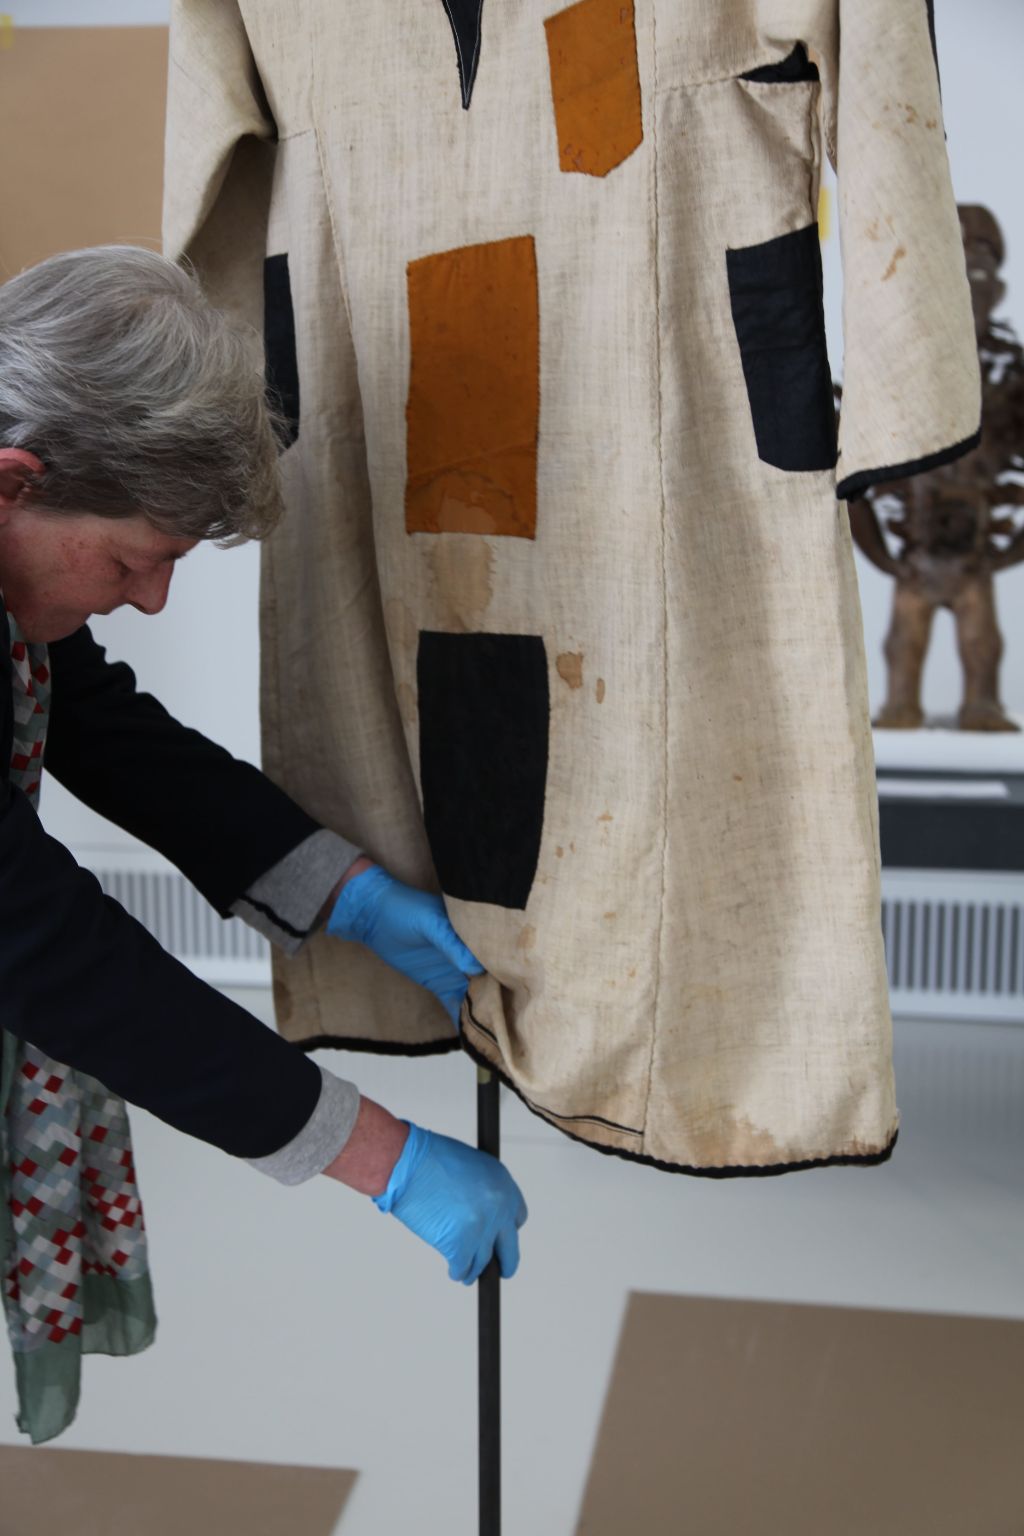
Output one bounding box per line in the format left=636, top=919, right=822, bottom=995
left=128, top=565, right=174, bottom=616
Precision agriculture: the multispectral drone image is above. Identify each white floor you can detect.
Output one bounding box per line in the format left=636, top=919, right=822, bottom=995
left=1, top=1002, right=1022, bottom=1536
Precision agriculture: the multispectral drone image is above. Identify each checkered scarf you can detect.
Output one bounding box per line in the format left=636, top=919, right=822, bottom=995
left=1, top=618, right=156, bottom=1443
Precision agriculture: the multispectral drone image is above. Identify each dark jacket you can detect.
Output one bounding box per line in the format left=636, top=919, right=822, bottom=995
left=1, top=598, right=325, bottom=1160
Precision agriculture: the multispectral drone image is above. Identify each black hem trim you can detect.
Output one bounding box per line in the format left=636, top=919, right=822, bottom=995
left=837, top=427, right=981, bottom=502
left=461, top=1016, right=900, bottom=1180
left=466, top=1005, right=641, bottom=1134
left=296, top=1031, right=461, bottom=1058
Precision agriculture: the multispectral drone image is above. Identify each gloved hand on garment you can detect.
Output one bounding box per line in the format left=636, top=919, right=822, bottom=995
left=327, top=862, right=483, bottom=1027
left=373, top=1122, right=528, bottom=1284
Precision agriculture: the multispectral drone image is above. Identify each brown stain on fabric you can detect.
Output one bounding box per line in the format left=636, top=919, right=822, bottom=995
left=684, top=1111, right=786, bottom=1168
left=556, top=651, right=584, bottom=690
left=595, top=677, right=606, bottom=703
left=431, top=539, right=494, bottom=631
left=516, top=924, right=537, bottom=952
left=882, top=244, right=907, bottom=282
left=544, top=0, right=643, bottom=178
left=597, top=811, right=613, bottom=823
left=406, top=235, right=539, bottom=538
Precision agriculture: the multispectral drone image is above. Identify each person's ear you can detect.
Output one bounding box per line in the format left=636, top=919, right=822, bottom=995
left=0, top=449, right=44, bottom=512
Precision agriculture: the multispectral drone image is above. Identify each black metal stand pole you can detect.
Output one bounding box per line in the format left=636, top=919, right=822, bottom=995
left=477, top=1067, right=501, bottom=1536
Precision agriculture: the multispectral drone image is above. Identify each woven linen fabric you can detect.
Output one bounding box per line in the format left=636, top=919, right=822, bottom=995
left=164, top=0, right=980, bottom=1173
left=1, top=625, right=155, bottom=1443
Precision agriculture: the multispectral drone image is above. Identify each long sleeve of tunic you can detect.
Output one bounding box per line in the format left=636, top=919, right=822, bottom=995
left=1, top=605, right=361, bottom=1181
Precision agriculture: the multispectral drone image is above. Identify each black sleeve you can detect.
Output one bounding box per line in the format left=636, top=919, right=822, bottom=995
left=44, top=624, right=321, bottom=915
left=0, top=775, right=322, bottom=1158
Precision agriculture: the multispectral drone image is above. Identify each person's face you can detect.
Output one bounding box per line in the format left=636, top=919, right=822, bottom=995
left=0, top=450, right=198, bottom=642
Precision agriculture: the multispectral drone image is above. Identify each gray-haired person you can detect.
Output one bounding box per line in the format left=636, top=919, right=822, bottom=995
left=0, top=246, right=526, bottom=1286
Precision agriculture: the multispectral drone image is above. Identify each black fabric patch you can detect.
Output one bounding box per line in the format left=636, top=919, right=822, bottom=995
left=263, top=253, right=300, bottom=449
left=740, top=43, right=819, bottom=83
left=417, top=631, right=549, bottom=909
left=836, top=426, right=982, bottom=503
left=440, top=0, right=484, bottom=110
left=726, top=223, right=838, bottom=474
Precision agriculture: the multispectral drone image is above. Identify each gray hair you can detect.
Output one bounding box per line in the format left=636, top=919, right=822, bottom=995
left=0, top=245, right=284, bottom=543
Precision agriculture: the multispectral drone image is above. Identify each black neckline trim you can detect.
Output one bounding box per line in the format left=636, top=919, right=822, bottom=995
left=836, top=427, right=981, bottom=502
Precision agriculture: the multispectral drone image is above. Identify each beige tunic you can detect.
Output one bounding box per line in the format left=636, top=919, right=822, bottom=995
left=164, top=0, right=979, bottom=1173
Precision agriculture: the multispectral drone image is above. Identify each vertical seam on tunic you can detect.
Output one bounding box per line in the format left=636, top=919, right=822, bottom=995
left=639, top=0, right=669, bottom=1154
left=314, top=123, right=358, bottom=340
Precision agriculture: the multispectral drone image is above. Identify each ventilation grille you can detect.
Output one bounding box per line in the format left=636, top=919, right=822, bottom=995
left=79, top=851, right=1024, bottom=1020
left=881, top=870, right=1024, bottom=1023
left=83, top=849, right=271, bottom=988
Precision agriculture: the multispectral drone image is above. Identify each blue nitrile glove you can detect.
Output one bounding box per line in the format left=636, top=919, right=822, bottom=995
left=373, top=1122, right=528, bottom=1284
left=326, top=865, right=484, bottom=1027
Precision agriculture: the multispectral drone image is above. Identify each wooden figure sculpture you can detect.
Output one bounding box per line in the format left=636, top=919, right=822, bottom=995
left=848, top=204, right=1024, bottom=731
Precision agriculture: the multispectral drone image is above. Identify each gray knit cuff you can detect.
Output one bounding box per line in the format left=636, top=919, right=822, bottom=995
left=231, top=828, right=362, bottom=956
left=246, top=1066, right=361, bottom=1185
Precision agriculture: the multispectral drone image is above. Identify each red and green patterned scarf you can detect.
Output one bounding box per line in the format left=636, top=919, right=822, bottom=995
left=1, top=619, right=156, bottom=1443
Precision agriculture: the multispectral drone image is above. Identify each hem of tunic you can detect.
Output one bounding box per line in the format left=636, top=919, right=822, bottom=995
left=836, top=426, right=982, bottom=502
left=461, top=1010, right=900, bottom=1179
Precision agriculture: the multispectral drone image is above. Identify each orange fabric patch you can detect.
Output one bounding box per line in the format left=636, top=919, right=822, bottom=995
left=544, top=0, right=643, bottom=178
left=405, top=235, right=539, bottom=539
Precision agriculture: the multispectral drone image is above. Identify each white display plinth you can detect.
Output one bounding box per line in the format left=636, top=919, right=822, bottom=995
left=872, top=716, right=1024, bottom=774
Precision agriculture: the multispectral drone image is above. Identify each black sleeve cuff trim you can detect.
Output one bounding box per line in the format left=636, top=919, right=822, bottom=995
left=836, top=426, right=981, bottom=502
left=297, top=1031, right=461, bottom=1057
left=240, top=894, right=312, bottom=943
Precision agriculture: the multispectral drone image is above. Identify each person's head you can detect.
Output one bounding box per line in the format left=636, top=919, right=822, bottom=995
left=0, top=245, right=283, bottom=641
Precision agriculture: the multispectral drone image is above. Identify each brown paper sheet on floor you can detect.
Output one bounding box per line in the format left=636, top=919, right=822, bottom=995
left=0, top=1447, right=356, bottom=1536
left=576, top=1292, right=1024, bottom=1535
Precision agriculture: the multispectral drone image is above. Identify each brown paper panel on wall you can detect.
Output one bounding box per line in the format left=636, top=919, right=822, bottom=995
left=544, top=0, right=643, bottom=178
left=576, top=1293, right=1024, bottom=1535
left=406, top=235, right=539, bottom=539
left=0, top=1448, right=356, bottom=1536
left=0, top=26, right=168, bottom=278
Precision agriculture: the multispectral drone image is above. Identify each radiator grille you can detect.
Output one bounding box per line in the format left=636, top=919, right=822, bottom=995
left=80, top=852, right=1024, bottom=1020
left=881, top=870, right=1024, bottom=1023
left=84, top=851, right=271, bottom=988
